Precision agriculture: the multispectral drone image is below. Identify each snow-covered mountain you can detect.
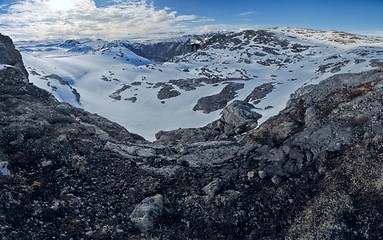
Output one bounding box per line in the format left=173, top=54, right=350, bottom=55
left=16, top=27, right=383, bottom=140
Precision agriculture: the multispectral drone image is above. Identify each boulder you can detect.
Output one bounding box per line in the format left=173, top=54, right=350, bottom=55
left=130, top=194, right=164, bottom=233
left=219, top=100, right=262, bottom=135
left=0, top=33, right=28, bottom=78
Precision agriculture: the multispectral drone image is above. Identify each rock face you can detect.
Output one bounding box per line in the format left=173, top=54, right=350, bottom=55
left=244, top=82, right=274, bottom=104
left=0, top=34, right=28, bottom=78
left=155, top=100, right=262, bottom=144
left=193, top=82, right=245, bottom=114
left=127, top=41, right=192, bottom=62
left=157, top=84, right=181, bottom=100
left=219, top=100, right=262, bottom=134
left=2, top=34, right=383, bottom=239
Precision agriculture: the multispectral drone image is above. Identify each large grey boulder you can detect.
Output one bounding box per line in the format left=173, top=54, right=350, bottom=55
left=130, top=194, right=164, bottom=233
left=219, top=100, right=262, bottom=135
left=0, top=33, right=28, bottom=79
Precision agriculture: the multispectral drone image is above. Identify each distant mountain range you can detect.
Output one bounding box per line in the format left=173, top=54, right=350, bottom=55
left=16, top=27, right=383, bottom=140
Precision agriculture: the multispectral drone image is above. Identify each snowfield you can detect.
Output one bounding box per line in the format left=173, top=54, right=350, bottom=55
left=16, top=28, right=383, bottom=141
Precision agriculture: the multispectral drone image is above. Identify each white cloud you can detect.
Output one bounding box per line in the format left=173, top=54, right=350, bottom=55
left=237, top=11, right=256, bottom=17
left=0, top=0, right=214, bottom=40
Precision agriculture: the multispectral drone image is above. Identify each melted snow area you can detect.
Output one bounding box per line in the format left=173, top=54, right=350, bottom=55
left=17, top=28, right=383, bottom=141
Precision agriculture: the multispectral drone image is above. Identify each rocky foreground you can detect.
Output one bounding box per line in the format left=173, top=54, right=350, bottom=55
left=1, top=33, right=383, bottom=239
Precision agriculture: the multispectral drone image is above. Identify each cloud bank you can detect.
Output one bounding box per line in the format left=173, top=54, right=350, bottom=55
left=0, top=0, right=214, bottom=40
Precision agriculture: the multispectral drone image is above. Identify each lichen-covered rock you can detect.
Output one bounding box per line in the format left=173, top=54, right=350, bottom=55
left=130, top=194, right=164, bottom=233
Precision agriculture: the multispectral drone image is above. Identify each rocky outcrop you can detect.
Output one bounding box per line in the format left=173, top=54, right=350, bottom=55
left=0, top=34, right=28, bottom=78
left=244, top=82, right=274, bottom=104
left=157, top=84, right=181, bottom=100
left=2, top=33, right=383, bottom=239
left=155, top=100, right=262, bottom=144
left=127, top=41, right=192, bottom=62
left=193, top=82, right=245, bottom=114
left=240, top=69, right=383, bottom=178
left=0, top=65, right=149, bottom=240
left=219, top=100, right=262, bottom=132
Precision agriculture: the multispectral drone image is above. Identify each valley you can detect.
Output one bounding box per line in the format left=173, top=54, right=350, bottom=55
left=17, top=27, right=383, bottom=140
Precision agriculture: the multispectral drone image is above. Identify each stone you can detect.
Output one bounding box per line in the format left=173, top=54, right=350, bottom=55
left=258, top=170, right=267, bottom=179
left=129, top=194, right=164, bottom=233
left=0, top=161, right=10, bottom=176
left=247, top=171, right=255, bottom=180
left=55, top=103, right=72, bottom=115
left=202, top=179, right=225, bottom=197
left=221, top=100, right=262, bottom=130
left=271, top=175, right=281, bottom=185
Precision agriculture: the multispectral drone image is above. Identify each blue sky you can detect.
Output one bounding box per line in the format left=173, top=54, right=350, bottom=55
left=0, top=0, right=382, bottom=40
left=153, top=0, right=383, bottom=31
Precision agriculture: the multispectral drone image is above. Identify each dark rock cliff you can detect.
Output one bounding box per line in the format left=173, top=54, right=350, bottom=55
left=1, top=34, right=383, bottom=239
left=0, top=34, right=28, bottom=78
left=127, top=41, right=192, bottom=62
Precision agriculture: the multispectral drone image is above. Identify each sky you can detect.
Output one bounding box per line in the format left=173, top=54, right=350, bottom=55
left=0, top=0, right=382, bottom=41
